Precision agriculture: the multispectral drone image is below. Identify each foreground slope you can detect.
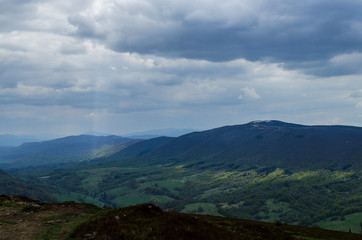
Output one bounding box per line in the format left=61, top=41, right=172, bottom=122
left=0, top=195, right=360, bottom=240
left=0, top=195, right=99, bottom=240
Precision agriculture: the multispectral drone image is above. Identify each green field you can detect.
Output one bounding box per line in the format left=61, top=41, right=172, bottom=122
left=317, top=212, right=362, bottom=233
left=181, top=202, right=222, bottom=216
left=80, top=167, right=128, bottom=190
left=24, top=164, right=361, bottom=234
left=104, top=186, right=174, bottom=207
left=138, top=179, right=184, bottom=194
left=52, top=193, right=104, bottom=207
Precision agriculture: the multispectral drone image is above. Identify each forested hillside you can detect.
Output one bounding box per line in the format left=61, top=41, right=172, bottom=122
left=133, top=120, right=362, bottom=170
left=0, top=170, right=56, bottom=202
left=2, top=121, right=362, bottom=233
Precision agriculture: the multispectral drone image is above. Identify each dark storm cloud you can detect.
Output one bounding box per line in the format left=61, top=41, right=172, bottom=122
left=68, top=0, right=362, bottom=66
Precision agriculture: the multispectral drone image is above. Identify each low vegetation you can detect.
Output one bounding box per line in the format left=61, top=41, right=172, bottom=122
left=14, top=164, right=362, bottom=233
left=1, top=195, right=361, bottom=240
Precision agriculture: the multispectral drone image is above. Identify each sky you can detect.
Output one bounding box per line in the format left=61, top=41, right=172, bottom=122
left=1, top=0, right=362, bottom=136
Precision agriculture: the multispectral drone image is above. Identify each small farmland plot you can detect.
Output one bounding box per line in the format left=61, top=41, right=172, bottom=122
left=317, top=212, right=362, bottom=233
left=138, top=179, right=184, bottom=194
left=181, top=202, right=222, bottom=216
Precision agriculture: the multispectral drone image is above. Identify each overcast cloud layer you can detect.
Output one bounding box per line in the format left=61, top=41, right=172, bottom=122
left=1, top=0, right=362, bottom=135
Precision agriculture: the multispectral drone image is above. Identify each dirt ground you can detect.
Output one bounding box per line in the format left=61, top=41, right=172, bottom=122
left=0, top=195, right=97, bottom=240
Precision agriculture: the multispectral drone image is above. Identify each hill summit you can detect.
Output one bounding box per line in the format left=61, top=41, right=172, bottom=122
left=112, top=120, right=362, bottom=170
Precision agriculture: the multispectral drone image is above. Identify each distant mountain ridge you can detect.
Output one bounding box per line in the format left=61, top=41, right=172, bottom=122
left=111, top=120, right=362, bottom=170
left=1, top=121, right=361, bottom=170
left=0, top=133, right=64, bottom=146
left=125, top=128, right=197, bottom=139
left=0, top=134, right=41, bottom=146
left=0, top=135, right=140, bottom=168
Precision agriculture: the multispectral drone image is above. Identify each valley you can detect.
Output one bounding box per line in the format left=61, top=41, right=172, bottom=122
left=19, top=164, right=361, bottom=233
left=1, top=121, right=362, bottom=235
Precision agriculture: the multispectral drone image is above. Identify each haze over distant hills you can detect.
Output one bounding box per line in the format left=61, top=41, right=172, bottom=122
left=0, top=128, right=196, bottom=168
left=1, top=120, right=362, bottom=170
left=0, top=128, right=196, bottom=147
left=0, top=135, right=140, bottom=168
left=0, top=134, right=44, bottom=147
left=124, top=128, right=197, bottom=139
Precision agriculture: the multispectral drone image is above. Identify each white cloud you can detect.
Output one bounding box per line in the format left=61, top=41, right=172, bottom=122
left=1, top=0, right=362, bottom=134
left=238, top=87, right=261, bottom=100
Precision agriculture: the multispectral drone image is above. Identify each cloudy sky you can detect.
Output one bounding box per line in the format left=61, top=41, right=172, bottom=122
left=1, top=0, right=362, bottom=136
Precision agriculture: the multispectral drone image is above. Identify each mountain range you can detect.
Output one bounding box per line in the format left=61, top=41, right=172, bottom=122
left=124, top=128, right=197, bottom=139
left=0, top=120, right=361, bottom=233
left=0, top=134, right=42, bottom=147
left=5, top=120, right=361, bottom=171
left=103, top=120, right=362, bottom=170
left=0, top=135, right=140, bottom=168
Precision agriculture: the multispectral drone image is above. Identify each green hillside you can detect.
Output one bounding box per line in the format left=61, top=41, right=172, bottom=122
left=5, top=121, right=362, bottom=233
left=0, top=170, right=56, bottom=202
left=108, top=136, right=174, bottom=159
left=137, top=120, right=362, bottom=170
